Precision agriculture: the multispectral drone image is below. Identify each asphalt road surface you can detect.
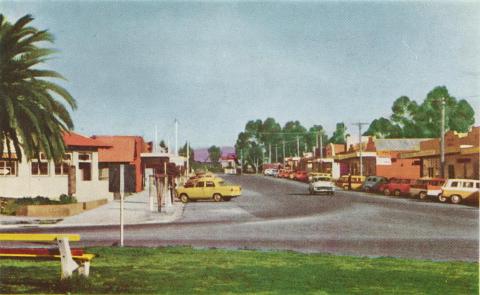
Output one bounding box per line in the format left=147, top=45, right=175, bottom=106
left=3, top=175, right=479, bottom=261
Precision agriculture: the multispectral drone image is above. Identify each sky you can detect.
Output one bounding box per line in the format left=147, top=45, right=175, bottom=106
left=2, top=1, right=479, bottom=149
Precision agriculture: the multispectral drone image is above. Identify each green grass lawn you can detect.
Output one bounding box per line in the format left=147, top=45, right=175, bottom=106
left=1, top=247, right=478, bottom=294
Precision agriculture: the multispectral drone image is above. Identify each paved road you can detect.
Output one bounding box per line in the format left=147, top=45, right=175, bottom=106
left=3, top=175, right=478, bottom=261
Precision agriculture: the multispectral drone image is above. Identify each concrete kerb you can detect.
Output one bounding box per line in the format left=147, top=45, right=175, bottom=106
left=0, top=190, right=185, bottom=229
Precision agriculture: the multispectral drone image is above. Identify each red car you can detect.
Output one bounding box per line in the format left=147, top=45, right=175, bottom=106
left=380, top=178, right=415, bottom=196
left=294, top=171, right=309, bottom=182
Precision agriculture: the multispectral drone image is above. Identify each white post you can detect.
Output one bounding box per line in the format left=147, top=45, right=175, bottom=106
left=149, top=175, right=155, bottom=211
left=120, top=164, right=124, bottom=247
left=164, top=161, right=172, bottom=209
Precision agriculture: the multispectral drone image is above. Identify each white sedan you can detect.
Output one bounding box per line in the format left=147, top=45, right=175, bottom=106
left=309, top=177, right=335, bottom=195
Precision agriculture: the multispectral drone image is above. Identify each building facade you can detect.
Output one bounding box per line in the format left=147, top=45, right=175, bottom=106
left=0, top=132, right=112, bottom=201
left=401, top=127, right=479, bottom=179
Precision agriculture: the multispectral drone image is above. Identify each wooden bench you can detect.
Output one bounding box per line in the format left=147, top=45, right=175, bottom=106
left=0, top=233, right=95, bottom=279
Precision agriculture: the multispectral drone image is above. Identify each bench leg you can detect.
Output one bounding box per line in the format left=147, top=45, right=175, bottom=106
left=78, top=261, right=90, bottom=277
left=57, top=238, right=79, bottom=279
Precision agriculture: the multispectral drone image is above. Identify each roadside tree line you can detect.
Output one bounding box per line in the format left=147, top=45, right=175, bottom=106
left=235, top=85, right=475, bottom=172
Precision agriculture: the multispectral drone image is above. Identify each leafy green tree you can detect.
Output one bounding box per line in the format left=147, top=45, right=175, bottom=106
left=282, top=120, right=307, bottom=157
left=159, top=140, right=168, bottom=152
left=415, top=86, right=475, bottom=137
left=306, top=125, right=328, bottom=152
left=178, top=142, right=194, bottom=167
left=363, top=117, right=402, bottom=138
left=367, top=86, right=476, bottom=138
left=329, top=122, right=348, bottom=144
left=0, top=14, right=76, bottom=161
left=208, top=145, right=221, bottom=164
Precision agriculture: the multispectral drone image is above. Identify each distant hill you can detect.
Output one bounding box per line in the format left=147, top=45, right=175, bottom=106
left=194, top=146, right=235, bottom=163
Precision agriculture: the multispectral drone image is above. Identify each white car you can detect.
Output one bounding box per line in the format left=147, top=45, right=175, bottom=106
left=309, top=177, right=335, bottom=195
left=263, top=168, right=278, bottom=176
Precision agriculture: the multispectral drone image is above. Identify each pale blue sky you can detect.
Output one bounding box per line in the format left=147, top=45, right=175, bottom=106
left=2, top=1, right=479, bottom=148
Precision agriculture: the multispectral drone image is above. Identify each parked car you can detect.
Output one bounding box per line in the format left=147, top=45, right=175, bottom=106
left=278, top=169, right=291, bottom=178
left=362, top=176, right=388, bottom=192
left=336, top=175, right=366, bottom=190
left=295, top=171, right=309, bottom=182
left=381, top=178, right=415, bottom=196
left=271, top=169, right=279, bottom=177
left=288, top=170, right=296, bottom=180
left=263, top=168, right=278, bottom=176
left=176, top=178, right=241, bottom=203
left=439, top=179, right=479, bottom=204
left=426, top=180, right=446, bottom=200
left=309, top=177, right=335, bottom=195
left=308, top=172, right=331, bottom=182
left=311, top=174, right=332, bottom=183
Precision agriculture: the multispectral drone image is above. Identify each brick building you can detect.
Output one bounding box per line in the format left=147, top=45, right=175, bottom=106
left=401, top=127, right=479, bottom=179
left=334, top=137, right=428, bottom=178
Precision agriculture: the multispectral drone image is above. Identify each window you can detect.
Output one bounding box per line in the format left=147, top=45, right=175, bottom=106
left=206, top=181, right=215, bottom=187
left=451, top=181, right=459, bottom=188
left=0, top=160, right=17, bottom=176
left=78, top=152, right=92, bottom=181
left=196, top=181, right=204, bottom=188
left=476, top=182, right=479, bottom=189
left=98, top=163, right=109, bottom=180
left=55, top=153, right=71, bottom=176
left=463, top=182, right=474, bottom=188
left=31, top=153, right=49, bottom=176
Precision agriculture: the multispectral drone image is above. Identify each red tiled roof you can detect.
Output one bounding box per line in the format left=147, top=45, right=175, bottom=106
left=63, top=132, right=110, bottom=147
left=93, top=136, right=143, bottom=163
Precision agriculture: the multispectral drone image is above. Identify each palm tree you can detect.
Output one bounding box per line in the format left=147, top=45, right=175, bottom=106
left=0, top=14, right=76, bottom=162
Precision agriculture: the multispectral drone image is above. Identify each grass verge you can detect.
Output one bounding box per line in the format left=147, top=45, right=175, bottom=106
left=1, top=246, right=478, bottom=294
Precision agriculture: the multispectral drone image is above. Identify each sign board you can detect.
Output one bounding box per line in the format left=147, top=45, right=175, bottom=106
left=109, top=164, right=136, bottom=193
left=376, top=157, right=392, bottom=166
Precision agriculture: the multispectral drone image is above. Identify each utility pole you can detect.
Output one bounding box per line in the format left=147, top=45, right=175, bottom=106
left=315, top=132, right=319, bottom=155
left=240, top=149, right=243, bottom=175
left=319, top=130, right=323, bottom=159
left=269, top=144, right=272, bottom=163
left=154, top=125, right=158, bottom=152
left=352, top=122, right=369, bottom=176
left=174, top=119, right=178, bottom=156
left=296, top=136, right=300, bottom=157
left=275, top=145, right=278, bottom=163
left=282, top=140, right=286, bottom=165
left=440, top=97, right=446, bottom=178
left=186, top=141, right=190, bottom=177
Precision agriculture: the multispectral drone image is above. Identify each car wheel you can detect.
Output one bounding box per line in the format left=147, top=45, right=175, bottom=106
left=384, top=189, right=391, bottom=196
left=394, top=190, right=401, bottom=197
left=418, top=191, right=427, bottom=200
left=180, top=194, right=189, bottom=203
left=438, top=194, right=447, bottom=203
left=213, top=193, right=223, bottom=202
left=450, top=195, right=462, bottom=204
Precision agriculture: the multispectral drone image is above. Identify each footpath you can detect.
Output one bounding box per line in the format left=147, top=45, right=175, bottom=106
left=0, top=190, right=184, bottom=229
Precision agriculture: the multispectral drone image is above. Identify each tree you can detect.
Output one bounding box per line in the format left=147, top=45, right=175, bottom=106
left=282, top=120, right=307, bottom=157
left=329, top=122, right=348, bottom=144
left=178, top=142, right=194, bottom=167
left=306, top=125, right=328, bottom=153
left=208, top=145, right=221, bottom=164
left=365, top=86, right=476, bottom=139
left=363, top=117, right=402, bottom=138
left=159, top=140, right=168, bottom=152
left=0, top=14, right=77, bottom=161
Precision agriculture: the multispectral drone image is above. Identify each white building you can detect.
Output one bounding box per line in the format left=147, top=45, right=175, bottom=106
left=0, top=132, right=112, bottom=202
